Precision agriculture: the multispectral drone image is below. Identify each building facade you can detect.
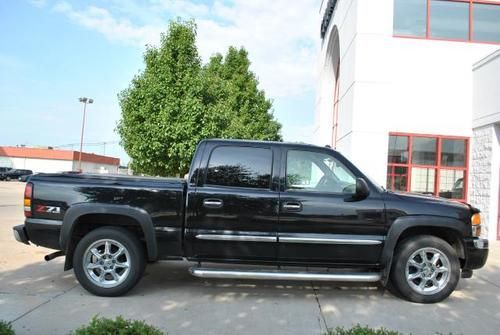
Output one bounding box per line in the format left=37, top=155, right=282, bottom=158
left=316, top=0, right=500, bottom=239
left=0, top=146, right=120, bottom=174
left=470, top=50, right=500, bottom=240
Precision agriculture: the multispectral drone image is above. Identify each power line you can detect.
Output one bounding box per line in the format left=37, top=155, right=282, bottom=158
left=53, top=141, right=121, bottom=156
left=54, top=141, right=120, bottom=148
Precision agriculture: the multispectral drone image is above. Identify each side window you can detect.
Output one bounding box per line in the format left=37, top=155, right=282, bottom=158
left=206, top=146, right=272, bottom=189
left=286, top=150, right=356, bottom=194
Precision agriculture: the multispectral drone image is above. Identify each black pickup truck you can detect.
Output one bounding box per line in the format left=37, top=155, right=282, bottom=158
left=13, top=139, right=488, bottom=303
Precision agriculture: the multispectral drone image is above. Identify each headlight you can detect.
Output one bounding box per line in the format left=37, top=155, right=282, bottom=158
left=471, top=213, right=481, bottom=237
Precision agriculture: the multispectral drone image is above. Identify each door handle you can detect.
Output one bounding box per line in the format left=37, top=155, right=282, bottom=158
left=282, top=202, right=302, bottom=211
left=203, top=198, right=223, bottom=208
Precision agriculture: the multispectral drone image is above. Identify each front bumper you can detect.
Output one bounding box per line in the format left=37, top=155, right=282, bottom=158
left=463, top=238, right=489, bottom=271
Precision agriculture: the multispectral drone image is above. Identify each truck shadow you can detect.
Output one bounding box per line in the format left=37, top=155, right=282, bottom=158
left=1, top=259, right=500, bottom=335
left=137, top=261, right=388, bottom=295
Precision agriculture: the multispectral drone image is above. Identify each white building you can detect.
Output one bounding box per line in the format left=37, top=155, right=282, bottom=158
left=316, top=0, right=500, bottom=239
left=0, top=146, right=120, bottom=174
left=470, top=50, right=500, bottom=241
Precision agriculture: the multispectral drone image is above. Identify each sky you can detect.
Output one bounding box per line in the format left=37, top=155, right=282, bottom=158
left=0, top=0, right=319, bottom=165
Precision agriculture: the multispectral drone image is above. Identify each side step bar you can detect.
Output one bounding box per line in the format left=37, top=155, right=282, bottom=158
left=189, top=267, right=381, bottom=282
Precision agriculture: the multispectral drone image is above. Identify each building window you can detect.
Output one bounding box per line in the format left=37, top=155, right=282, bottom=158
left=412, top=137, right=437, bottom=165
left=393, top=0, right=500, bottom=44
left=429, top=0, right=469, bottom=40
left=473, top=2, right=500, bottom=43
left=386, top=133, right=469, bottom=201
left=394, top=0, right=427, bottom=37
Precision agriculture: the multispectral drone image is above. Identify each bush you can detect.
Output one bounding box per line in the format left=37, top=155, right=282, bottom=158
left=70, top=316, right=164, bottom=335
left=0, top=321, right=15, bottom=335
left=325, top=324, right=402, bottom=335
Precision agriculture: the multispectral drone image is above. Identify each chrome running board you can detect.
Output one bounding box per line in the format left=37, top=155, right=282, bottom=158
left=189, top=267, right=381, bottom=282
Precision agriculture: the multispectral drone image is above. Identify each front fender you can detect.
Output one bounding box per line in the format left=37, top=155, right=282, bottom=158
left=380, top=215, right=468, bottom=284
left=61, top=203, right=158, bottom=268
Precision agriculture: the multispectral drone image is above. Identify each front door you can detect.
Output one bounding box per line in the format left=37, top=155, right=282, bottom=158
left=185, top=143, right=280, bottom=263
left=278, top=147, right=386, bottom=266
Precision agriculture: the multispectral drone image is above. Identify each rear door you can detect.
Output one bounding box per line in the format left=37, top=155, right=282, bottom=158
left=278, top=147, right=386, bottom=266
left=185, top=142, right=280, bottom=263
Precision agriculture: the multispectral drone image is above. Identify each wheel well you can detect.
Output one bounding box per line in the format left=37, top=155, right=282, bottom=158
left=64, top=213, right=146, bottom=270
left=396, top=226, right=465, bottom=266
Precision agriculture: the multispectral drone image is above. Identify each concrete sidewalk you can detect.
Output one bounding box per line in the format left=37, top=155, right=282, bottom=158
left=1, top=182, right=499, bottom=334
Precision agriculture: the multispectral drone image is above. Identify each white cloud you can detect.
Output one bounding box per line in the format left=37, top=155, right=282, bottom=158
left=51, top=0, right=319, bottom=98
left=53, top=2, right=162, bottom=46
left=197, top=0, right=319, bottom=97
left=29, top=0, right=47, bottom=8
left=149, top=0, right=211, bottom=18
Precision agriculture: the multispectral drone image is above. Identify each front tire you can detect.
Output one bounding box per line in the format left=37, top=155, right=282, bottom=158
left=390, top=235, right=460, bottom=303
left=73, top=227, right=146, bottom=297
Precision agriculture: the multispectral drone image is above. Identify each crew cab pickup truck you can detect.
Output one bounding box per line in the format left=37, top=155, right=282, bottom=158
left=13, top=139, right=488, bottom=303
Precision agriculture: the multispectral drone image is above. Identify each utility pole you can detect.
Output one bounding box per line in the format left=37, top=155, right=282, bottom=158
left=78, top=97, right=94, bottom=172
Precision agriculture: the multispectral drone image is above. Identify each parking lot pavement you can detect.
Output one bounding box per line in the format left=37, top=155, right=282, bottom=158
left=1, top=182, right=500, bottom=335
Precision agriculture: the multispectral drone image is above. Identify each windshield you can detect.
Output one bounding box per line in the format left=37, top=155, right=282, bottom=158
left=364, top=173, right=386, bottom=192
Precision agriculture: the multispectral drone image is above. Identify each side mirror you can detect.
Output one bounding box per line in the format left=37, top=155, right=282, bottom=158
left=345, top=178, right=370, bottom=202
left=355, top=178, right=370, bottom=199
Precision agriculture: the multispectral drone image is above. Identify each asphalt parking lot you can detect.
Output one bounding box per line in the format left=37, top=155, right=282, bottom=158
left=1, top=182, right=500, bottom=335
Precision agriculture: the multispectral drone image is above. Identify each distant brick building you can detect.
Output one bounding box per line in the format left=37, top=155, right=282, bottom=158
left=0, top=146, right=120, bottom=174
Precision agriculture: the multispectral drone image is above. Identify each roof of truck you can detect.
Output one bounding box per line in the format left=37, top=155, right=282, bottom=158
left=200, top=139, right=335, bottom=150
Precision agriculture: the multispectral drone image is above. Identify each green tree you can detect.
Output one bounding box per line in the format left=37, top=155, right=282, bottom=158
left=117, top=19, right=204, bottom=176
left=117, top=19, right=281, bottom=176
left=201, top=47, right=282, bottom=141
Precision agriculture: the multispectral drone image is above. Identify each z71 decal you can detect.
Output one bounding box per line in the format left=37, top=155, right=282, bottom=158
left=35, top=205, right=61, bottom=214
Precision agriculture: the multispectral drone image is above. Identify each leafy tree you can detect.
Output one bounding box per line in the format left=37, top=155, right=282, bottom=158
left=201, top=47, right=282, bottom=141
left=117, top=19, right=281, bottom=176
left=118, top=19, right=204, bottom=176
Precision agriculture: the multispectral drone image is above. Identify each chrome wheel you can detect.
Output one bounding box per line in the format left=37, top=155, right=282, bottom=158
left=83, top=239, right=131, bottom=288
left=405, top=247, right=450, bottom=296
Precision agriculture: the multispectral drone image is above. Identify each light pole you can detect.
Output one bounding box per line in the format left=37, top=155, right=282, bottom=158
left=78, top=97, right=94, bottom=172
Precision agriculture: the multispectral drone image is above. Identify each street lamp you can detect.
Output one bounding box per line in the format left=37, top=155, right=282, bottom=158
left=78, top=97, right=94, bottom=172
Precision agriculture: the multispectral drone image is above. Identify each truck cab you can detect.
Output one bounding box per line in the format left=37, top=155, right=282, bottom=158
left=184, top=140, right=386, bottom=266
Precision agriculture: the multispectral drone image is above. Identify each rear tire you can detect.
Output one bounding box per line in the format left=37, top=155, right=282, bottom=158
left=390, top=235, right=460, bottom=303
left=73, top=227, right=146, bottom=297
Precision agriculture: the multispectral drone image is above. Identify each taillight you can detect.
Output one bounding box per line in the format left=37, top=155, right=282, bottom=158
left=24, top=182, right=33, bottom=217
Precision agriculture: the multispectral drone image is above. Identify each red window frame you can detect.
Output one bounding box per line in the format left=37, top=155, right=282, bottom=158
left=393, top=0, right=500, bottom=45
left=387, top=132, right=470, bottom=202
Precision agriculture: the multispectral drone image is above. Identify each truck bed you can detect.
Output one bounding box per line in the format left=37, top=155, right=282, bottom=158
left=26, top=172, right=186, bottom=257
